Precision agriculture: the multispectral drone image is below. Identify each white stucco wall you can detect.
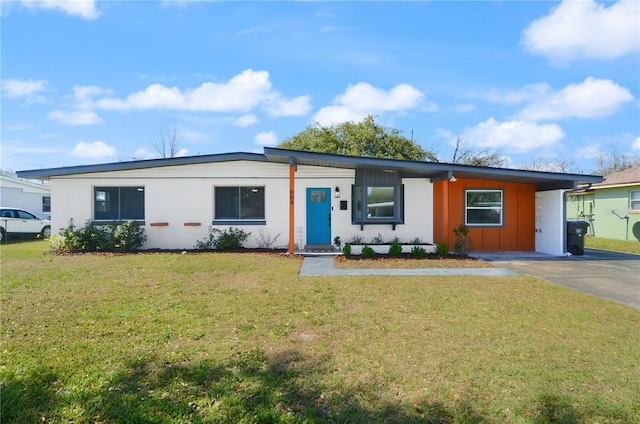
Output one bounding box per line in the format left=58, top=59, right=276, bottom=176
left=535, top=189, right=566, bottom=256
left=51, top=161, right=293, bottom=249
left=49, top=161, right=435, bottom=250
left=331, top=177, right=433, bottom=246
left=1, top=175, right=51, bottom=218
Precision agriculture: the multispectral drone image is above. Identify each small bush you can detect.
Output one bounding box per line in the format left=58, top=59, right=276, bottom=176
left=453, top=224, right=473, bottom=257
left=435, top=242, right=448, bottom=257
left=113, top=220, right=147, bottom=251
left=196, top=227, right=251, bottom=251
left=255, top=228, right=280, bottom=249
left=349, top=235, right=364, bottom=245
left=342, top=242, right=351, bottom=256
left=371, top=233, right=384, bottom=245
left=409, top=237, right=423, bottom=244
left=54, top=219, right=146, bottom=252
left=361, top=245, right=375, bottom=259
left=388, top=239, right=402, bottom=257
left=411, top=246, right=427, bottom=259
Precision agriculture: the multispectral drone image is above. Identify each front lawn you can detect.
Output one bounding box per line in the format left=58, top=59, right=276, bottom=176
left=2, top=241, right=639, bottom=423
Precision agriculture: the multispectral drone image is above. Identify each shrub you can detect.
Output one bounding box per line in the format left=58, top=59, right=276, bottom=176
left=411, top=246, right=427, bottom=259
left=196, top=227, right=251, bottom=251
left=255, top=228, right=280, bottom=249
left=113, top=220, right=147, bottom=251
left=388, top=239, right=402, bottom=257
left=342, top=242, right=351, bottom=256
left=409, top=237, right=423, bottom=244
left=435, top=242, right=448, bottom=257
left=371, top=233, right=384, bottom=245
left=361, top=245, right=375, bottom=259
left=54, top=219, right=146, bottom=252
left=349, top=235, right=364, bottom=245
left=453, top=224, right=473, bottom=257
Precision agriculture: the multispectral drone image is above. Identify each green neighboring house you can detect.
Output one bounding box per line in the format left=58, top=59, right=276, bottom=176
left=567, top=166, right=640, bottom=241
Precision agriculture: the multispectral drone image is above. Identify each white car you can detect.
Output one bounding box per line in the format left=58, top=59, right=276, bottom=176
left=0, top=207, right=51, bottom=242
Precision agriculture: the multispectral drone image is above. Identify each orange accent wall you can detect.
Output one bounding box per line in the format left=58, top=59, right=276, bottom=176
left=433, top=178, right=536, bottom=251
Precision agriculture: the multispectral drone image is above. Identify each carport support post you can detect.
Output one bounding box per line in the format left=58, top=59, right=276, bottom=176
left=288, top=161, right=296, bottom=255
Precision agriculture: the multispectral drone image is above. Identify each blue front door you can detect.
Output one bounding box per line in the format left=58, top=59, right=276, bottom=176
left=306, top=188, right=331, bottom=245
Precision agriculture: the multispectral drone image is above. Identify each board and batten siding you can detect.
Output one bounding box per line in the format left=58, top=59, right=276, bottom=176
left=433, top=178, right=536, bottom=252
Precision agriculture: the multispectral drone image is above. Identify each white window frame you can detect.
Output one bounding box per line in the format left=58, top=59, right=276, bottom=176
left=630, top=190, right=640, bottom=211
left=464, top=189, right=504, bottom=227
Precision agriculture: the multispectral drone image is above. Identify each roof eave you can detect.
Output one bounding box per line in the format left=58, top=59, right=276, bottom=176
left=17, top=152, right=268, bottom=179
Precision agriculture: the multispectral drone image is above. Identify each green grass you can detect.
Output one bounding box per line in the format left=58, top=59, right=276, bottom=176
left=2, top=240, right=639, bottom=423
left=585, top=236, right=640, bottom=254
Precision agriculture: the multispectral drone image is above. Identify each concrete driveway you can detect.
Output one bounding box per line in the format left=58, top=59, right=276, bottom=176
left=473, top=249, right=640, bottom=309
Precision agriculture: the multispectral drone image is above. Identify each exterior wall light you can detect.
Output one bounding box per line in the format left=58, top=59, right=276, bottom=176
left=335, top=186, right=341, bottom=198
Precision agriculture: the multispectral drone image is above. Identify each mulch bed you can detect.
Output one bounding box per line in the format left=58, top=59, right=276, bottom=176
left=336, top=253, right=493, bottom=269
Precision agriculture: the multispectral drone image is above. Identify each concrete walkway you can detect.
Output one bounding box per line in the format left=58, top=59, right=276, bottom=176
left=299, top=256, right=519, bottom=277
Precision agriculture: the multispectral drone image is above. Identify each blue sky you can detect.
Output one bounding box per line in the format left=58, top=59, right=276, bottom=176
left=2, top=0, right=638, bottom=175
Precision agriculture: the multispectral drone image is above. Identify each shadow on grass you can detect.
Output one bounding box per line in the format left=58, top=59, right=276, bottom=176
left=3, top=348, right=485, bottom=423
left=2, top=350, right=634, bottom=423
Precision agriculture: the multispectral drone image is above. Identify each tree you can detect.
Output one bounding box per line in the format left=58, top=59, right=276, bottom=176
left=449, top=136, right=508, bottom=167
left=592, top=142, right=640, bottom=176
left=278, top=115, right=434, bottom=161
left=151, top=118, right=183, bottom=159
left=517, top=155, right=582, bottom=174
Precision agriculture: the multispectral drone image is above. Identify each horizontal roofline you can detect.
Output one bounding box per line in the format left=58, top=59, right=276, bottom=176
left=17, top=152, right=267, bottom=179
left=17, top=147, right=604, bottom=189
left=264, top=147, right=604, bottom=187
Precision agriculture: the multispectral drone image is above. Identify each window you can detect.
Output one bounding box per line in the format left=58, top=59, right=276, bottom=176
left=352, top=184, right=404, bottom=225
left=214, top=186, right=265, bottom=224
left=465, top=189, right=503, bottom=226
left=94, top=187, right=145, bottom=221
left=631, top=191, right=640, bottom=210
left=42, top=196, right=51, bottom=213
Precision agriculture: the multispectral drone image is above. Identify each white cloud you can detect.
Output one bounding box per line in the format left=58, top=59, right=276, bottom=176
left=70, top=141, right=116, bottom=158
left=518, top=77, right=633, bottom=121
left=1, top=78, right=47, bottom=102
left=522, top=0, right=640, bottom=61
left=337, top=82, right=423, bottom=112
left=234, top=114, right=258, bottom=127
left=313, top=105, right=369, bottom=127
left=49, top=110, right=102, bottom=125
left=263, top=94, right=312, bottom=117
left=485, top=83, right=551, bottom=105
left=20, top=0, right=100, bottom=20
left=632, top=136, right=640, bottom=151
left=313, top=82, right=426, bottom=126
left=463, top=118, right=565, bottom=153
left=175, top=148, right=190, bottom=157
left=132, top=147, right=156, bottom=160
left=254, top=131, right=278, bottom=146
left=95, top=69, right=308, bottom=117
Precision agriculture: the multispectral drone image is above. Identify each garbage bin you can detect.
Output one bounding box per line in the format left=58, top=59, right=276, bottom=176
left=567, top=221, right=589, bottom=255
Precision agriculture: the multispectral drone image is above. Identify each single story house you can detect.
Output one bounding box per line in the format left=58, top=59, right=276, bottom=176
left=17, top=147, right=603, bottom=255
left=0, top=174, right=51, bottom=219
left=567, top=166, right=640, bottom=241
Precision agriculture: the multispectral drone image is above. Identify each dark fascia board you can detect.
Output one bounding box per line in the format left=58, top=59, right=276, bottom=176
left=17, top=152, right=268, bottom=179
left=264, top=147, right=604, bottom=187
